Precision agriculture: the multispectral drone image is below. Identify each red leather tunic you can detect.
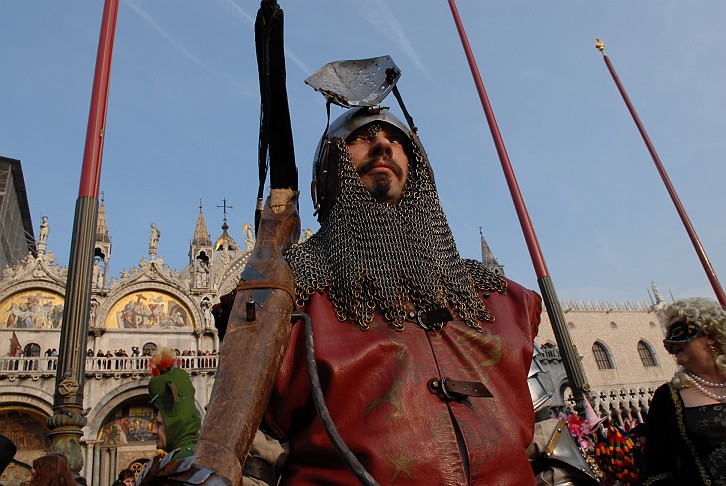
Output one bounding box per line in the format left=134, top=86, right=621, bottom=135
left=265, top=278, right=541, bottom=485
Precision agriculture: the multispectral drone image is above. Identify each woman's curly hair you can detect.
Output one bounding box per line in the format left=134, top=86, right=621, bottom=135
left=29, top=454, right=77, bottom=486
left=664, top=297, right=726, bottom=388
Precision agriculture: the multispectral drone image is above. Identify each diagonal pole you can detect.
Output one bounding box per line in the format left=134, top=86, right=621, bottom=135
left=47, top=0, right=119, bottom=478
left=596, top=39, right=726, bottom=307
left=448, top=0, right=590, bottom=416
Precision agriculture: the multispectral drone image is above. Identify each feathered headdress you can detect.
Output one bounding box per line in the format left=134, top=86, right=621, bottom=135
left=148, top=346, right=178, bottom=377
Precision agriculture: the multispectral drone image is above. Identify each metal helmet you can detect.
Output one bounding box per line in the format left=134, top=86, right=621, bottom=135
left=312, top=106, right=432, bottom=222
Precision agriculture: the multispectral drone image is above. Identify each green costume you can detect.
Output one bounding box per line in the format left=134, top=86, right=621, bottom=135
left=148, top=367, right=201, bottom=460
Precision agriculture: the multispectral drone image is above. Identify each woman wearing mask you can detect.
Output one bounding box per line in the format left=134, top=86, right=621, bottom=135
left=644, top=297, right=726, bottom=485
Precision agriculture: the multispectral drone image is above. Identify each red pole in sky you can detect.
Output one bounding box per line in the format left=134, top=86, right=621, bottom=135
left=596, top=39, right=726, bottom=307
left=447, top=0, right=590, bottom=416
left=79, top=0, right=119, bottom=199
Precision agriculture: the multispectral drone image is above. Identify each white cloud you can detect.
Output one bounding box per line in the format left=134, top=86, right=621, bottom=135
left=353, top=0, right=426, bottom=74
left=124, top=0, right=254, bottom=97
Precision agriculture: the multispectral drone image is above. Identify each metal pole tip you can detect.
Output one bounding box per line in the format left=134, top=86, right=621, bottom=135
left=595, top=38, right=605, bottom=54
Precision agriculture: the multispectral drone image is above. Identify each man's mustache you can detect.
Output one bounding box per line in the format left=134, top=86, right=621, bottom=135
left=357, top=155, right=403, bottom=178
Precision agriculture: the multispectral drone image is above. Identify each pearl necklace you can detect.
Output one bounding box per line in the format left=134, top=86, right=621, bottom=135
left=686, top=370, right=726, bottom=388
left=689, top=379, right=726, bottom=401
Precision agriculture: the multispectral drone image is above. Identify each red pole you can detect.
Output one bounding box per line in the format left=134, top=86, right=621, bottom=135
left=596, top=40, right=726, bottom=307
left=447, top=0, right=590, bottom=417
left=79, top=0, right=119, bottom=199
left=447, top=0, right=547, bottom=278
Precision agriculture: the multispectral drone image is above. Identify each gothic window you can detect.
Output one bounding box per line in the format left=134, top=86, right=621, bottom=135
left=637, top=340, right=658, bottom=367
left=592, top=341, right=614, bottom=370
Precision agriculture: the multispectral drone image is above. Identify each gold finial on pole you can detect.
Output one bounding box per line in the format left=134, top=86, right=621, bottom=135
left=595, top=38, right=605, bottom=54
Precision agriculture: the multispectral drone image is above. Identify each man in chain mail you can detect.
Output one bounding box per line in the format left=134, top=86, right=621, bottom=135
left=238, top=101, right=544, bottom=485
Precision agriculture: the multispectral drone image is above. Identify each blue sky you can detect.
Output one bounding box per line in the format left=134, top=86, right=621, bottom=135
left=2, top=1, right=725, bottom=303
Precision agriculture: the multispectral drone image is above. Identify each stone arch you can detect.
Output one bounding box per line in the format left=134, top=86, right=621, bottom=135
left=0, top=269, right=66, bottom=303
left=85, top=380, right=206, bottom=439
left=85, top=381, right=152, bottom=438
left=0, top=384, right=54, bottom=415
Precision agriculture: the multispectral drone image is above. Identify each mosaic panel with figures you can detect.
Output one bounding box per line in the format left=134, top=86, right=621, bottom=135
left=98, top=404, right=157, bottom=446
left=0, top=410, right=49, bottom=486
left=1, top=289, right=64, bottom=329
left=105, top=291, right=193, bottom=330
left=0, top=409, right=50, bottom=451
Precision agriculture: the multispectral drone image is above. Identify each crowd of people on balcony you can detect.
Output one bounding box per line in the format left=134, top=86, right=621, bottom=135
left=2, top=346, right=218, bottom=372
left=83, top=347, right=219, bottom=371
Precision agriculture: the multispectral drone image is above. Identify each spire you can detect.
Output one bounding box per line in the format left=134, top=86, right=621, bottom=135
left=479, top=227, right=504, bottom=277
left=192, top=200, right=212, bottom=246
left=96, top=192, right=110, bottom=243
left=93, top=192, right=112, bottom=289
left=190, top=200, right=213, bottom=291
left=214, top=198, right=237, bottom=252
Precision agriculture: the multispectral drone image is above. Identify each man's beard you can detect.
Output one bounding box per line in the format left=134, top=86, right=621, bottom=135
left=286, top=139, right=506, bottom=331
left=357, top=153, right=404, bottom=203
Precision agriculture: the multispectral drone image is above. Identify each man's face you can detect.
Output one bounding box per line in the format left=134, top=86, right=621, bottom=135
left=151, top=410, right=167, bottom=451
left=346, top=123, right=409, bottom=205
left=123, top=477, right=135, bottom=486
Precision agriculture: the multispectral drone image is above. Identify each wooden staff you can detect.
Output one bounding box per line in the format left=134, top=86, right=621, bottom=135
left=194, top=1, right=300, bottom=483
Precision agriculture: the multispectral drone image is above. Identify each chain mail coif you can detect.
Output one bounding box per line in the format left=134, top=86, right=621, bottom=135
left=285, top=133, right=507, bottom=331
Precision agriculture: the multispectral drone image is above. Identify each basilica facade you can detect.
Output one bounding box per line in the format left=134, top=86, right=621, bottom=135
left=0, top=202, right=678, bottom=485
left=0, top=199, right=252, bottom=485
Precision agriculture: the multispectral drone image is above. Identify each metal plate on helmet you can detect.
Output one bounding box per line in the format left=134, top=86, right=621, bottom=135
left=305, top=56, right=402, bottom=108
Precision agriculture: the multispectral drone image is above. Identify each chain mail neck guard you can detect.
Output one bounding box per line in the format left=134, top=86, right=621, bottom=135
left=286, top=138, right=507, bottom=331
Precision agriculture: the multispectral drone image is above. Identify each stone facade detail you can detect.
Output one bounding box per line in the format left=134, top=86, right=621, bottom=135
left=536, top=297, right=677, bottom=425
left=0, top=201, right=255, bottom=485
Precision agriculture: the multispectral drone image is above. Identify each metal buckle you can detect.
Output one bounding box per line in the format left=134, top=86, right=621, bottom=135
left=416, top=310, right=432, bottom=331
left=428, top=376, right=455, bottom=401
left=416, top=310, right=448, bottom=332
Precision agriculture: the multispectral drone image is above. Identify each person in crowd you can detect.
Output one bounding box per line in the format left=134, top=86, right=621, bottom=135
left=27, top=454, right=76, bottom=486
left=147, top=347, right=200, bottom=460
left=114, top=468, right=135, bottom=486
left=644, top=297, right=726, bottom=484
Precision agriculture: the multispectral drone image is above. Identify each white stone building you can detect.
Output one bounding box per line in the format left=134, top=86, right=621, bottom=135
left=535, top=297, right=677, bottom=424
left=0, top=198, right=252, bottom=485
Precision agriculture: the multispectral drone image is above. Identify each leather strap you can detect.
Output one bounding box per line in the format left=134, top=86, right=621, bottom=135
left=242, top=455, right=279, bottom=486
left=428, top=376, right=493, bottom=400
left=235, top=279, right=296, bottom=305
